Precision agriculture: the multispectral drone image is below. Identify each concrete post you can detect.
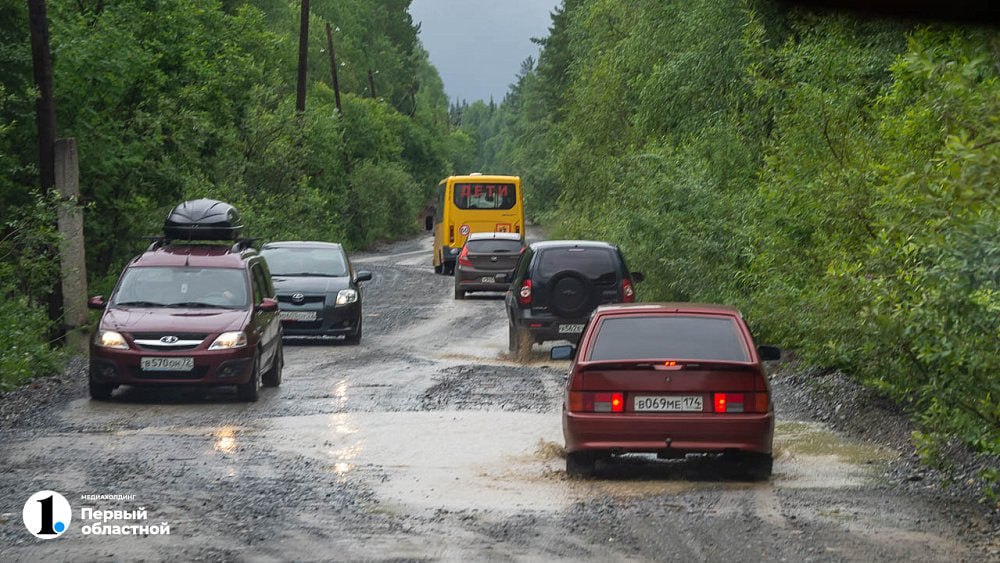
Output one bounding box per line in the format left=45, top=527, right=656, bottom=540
left=55, top=138, right=88, bottom=353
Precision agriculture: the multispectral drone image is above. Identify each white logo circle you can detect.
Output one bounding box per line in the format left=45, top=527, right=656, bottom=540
left=22, top=490, right=72, bottom=539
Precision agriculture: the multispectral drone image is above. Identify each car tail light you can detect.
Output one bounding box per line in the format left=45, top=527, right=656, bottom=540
left=449, top=225, right=455, bottom=243
left=518, top=279, right=532, bottom=306
left=515, top=225, right=520, bottom=234
left=568, top=391, right=624, bottom=413
left=622, top=278, right=635, bottom=303
left=713, top=392, right=769, bottom=413
left=458, top=246, right=472, bottom=268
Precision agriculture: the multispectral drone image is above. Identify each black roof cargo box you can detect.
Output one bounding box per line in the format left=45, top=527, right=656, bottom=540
left=164, top=199, right=244, bottom=240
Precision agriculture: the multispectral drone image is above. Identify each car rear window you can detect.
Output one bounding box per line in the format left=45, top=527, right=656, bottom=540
left=466, top=239, right=523, bottom=254
left=588, top=315, right=749, bottom=362
left=536, top=248, right=617, bottom=282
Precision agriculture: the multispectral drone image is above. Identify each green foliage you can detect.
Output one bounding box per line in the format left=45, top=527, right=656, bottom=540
left=477, top=0, right=1000, bottom=454
left=0, top=0, right=455, bottom=387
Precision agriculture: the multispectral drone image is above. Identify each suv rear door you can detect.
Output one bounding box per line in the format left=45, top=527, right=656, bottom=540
left=532, top=247, right=621, bottom=317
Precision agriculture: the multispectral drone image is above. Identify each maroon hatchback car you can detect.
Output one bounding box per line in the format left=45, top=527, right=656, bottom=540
left=553, top=303, right=781, bottom=478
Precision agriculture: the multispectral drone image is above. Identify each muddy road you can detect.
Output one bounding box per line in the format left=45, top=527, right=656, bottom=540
left=1, top=234, right=996, bottom=561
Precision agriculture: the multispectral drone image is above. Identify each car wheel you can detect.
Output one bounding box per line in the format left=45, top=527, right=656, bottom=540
left=726, top=452, right=772, bottom=481
left=434, top=262, right=443, bottom=274
left=454, top=285, right=465, bottom=300
left=566, top=451, right=596, bottom=477
left=262, top=345, right=283, bottom=387
left=508, top=320, right=522, bottom=354
left=236, top=354, right=261, bottom=402
left=89, top=376, right=114, bottom=401
left=344, top=317, right=362, bottom=345
left=742, top=453, right=773, bottom=481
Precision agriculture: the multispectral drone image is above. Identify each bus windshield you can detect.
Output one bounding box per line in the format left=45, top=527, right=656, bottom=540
left=453, top=183, right=517, bottom=210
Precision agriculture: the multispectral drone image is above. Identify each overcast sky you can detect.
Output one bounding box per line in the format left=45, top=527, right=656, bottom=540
left=408, top=0, right=562, bottom=104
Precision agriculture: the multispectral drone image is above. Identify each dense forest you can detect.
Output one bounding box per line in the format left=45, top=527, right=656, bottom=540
left=454, top=1, right=999, bottom=457
left=2, top=1, right=997, bottom=462
left=0, top=0, right=472, bottom=386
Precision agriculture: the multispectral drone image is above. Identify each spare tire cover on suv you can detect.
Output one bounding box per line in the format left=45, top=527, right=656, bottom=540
left=547, top=270, right=598, bottom=318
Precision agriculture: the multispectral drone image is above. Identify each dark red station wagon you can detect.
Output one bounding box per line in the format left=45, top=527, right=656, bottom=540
left=553, top=303, right=781, bottom=478
left=87, top=240, right=284, bottom=402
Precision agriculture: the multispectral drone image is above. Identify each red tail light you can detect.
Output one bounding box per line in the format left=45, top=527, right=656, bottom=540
left=515, top=224, right=520, bottom=234
left=518, top=279, right=532, bottom=306
left=713, top=392, right=770, bottom=413
left=622, top=278, right=635, bottom=302
left=568, top=391, right=624, bottom=413
left=458, top=246, right=472, bottom=268
left=449, top=225, right=455, bottom=243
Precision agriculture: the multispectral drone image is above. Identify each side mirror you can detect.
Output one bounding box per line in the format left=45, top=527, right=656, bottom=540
left=424, top=216, right=434, bottom=231
left=631, top=272, right=645, bottom=283
left=551, top=345, right=575, bottom=361
left=757, top=345, right=781, bottom=362
left=356, top=271, right=373, bottom=283
left=88, top=296, right=106, bottom=310
left=258, top=297, right=279, bottom=312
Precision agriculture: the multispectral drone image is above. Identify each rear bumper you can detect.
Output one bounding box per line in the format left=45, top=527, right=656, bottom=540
left=511, top=310, right=588, bottom=343
left=455, top=266, right=514, bottom=293
left=563, top=411, right=774, bottom=455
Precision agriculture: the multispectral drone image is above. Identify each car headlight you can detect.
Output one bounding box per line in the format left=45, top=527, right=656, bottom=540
left=336, top=288, right=358, bottom=306
left=209, top=331, right=247, bottom=350
left=97, top=330, right=128, bottom=349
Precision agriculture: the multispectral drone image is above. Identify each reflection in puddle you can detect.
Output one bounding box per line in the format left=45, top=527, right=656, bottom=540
left=213, top=425, right=238, bottom=454
left=333, top=379, right=349, bottom=408
left=774, top=421, right=895, bottom=489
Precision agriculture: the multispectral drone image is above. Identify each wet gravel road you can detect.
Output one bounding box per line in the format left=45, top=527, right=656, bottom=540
left=1, top=233, right=998, bottom=561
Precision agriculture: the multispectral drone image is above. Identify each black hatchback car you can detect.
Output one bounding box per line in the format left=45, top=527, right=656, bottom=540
left=454, top=232, right=526, bottom=299
left=259, top=241, right=372, bottom=344
left=505, top=240, right=643, bottom=354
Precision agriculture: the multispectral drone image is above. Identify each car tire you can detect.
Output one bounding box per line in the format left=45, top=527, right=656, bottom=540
left=434, top=262, right=443, bottom=274
left=742, top=453, right=773, bottom=481
left=566, top=451, right=596, bottom=477
left=89, top=377, right=114, bottom=401
left=508, top=320, right=525, bottom=355
left=262, top=345, right=283, bottom=387
left=344, top=317, right=362, bottom=345
left=454, top=285, right=465, bottom=300
left=726, top=452, right=772, bottom=481
left=237, top=354, right=261, bottom=402
left=547, top=270, right=596, bottom=318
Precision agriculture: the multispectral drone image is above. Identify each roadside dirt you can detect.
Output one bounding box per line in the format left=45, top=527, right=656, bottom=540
left=1, top=232, right=997, bottom=561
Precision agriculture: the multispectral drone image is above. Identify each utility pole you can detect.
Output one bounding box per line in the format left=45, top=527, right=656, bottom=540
left=28, top=0, right=64, bottom=336
left=324, top=22, right=343, bottom=115
left=296, top=0, right=310, bottom=112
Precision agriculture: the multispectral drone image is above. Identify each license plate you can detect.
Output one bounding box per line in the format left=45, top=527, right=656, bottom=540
left=558, top=324, right=585, bottom=334
left=481, top=276, right=495, bottom=284
left=280, top=311, right=317, bottom=322
left=141, top=357, right=193, bottom=371
left=634, top=395, right=703, bottom=412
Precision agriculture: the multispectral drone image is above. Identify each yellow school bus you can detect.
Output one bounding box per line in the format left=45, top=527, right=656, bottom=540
left=429, top=173, right=524, bottom=274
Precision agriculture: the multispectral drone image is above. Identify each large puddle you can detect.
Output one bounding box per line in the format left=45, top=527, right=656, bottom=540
left=259, top=413, right=897, bottom=514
